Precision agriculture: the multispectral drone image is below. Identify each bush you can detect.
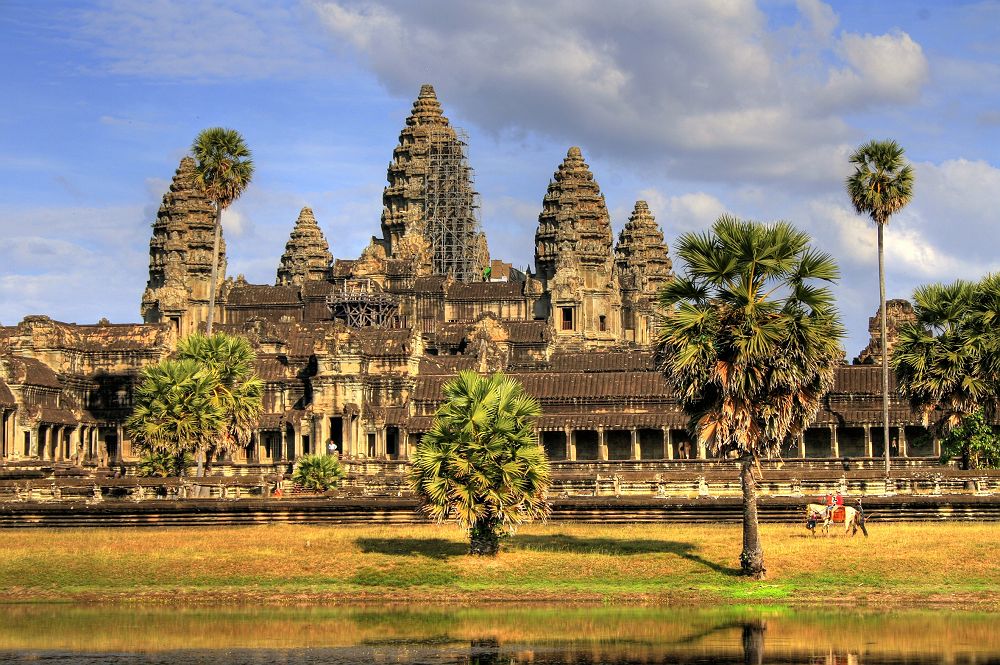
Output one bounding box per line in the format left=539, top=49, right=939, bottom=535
left=292, top=454, right=345, bottom=492
left=136, top=450, right=193, bottom=477
left=940, top=410, right=1000, bottom=470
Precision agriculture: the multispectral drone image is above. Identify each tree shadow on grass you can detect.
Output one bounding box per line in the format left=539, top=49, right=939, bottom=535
left=356, top=537, right=467, bottom=560
left=356, top=533, right=740, bottom=576
left=511, top=534, right=741, bottom=577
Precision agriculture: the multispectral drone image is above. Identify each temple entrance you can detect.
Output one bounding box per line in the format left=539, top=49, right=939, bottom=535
left=641, top=429, right=666, bottom=459
left=607, top=431, right=631, bottom=460
left=329, top=417, right=343, bottom=455
left=367, top=432, right=377, bottom=458
left=542, top=431, right=567, bottom=461
left=386, top=427, right=399, bottom=459
left=285, top=424, right=295, bottom=460
left=574, top=431, right=599, bottom=461
left=104, top=432, right=118, bottom=463
left=905, top=426, right=934, bottom=456
left=804, top=428, right=830, bottom=458
left=839, top=427, right=866, bottom=457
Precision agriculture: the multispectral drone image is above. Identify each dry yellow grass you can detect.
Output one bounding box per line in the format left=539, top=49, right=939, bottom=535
left=0, top=521, right=996, bottom=606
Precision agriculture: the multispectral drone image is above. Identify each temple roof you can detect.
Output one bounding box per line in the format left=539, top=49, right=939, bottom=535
left=276, top=206, right=333, bottom=286
left=227, top=284, right=301, bottom=307
left=614, top=200, right=673, bottom=298
left=0, top=377, right=14, bottom=406
left=141, top=156, right=222, bottom=318
left=406, top=84, right=450, bottom=128
left=534, top=146, right=613, bottom=279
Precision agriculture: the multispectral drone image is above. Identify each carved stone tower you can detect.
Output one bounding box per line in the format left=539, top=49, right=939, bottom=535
left=276, top=206, right=333, bottom=286
left=854, top=299, right=917, bottom=365
left=534, top=147, right=621, bottom=348
left=379, top=84, right=488, bottom=280
left=140, top=156, right=225, bottom=336
left=614, top=201, right=673, bottom=345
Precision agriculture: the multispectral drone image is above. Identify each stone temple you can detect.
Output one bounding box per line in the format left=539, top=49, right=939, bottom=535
left=0, top=85, right=937, bottom=472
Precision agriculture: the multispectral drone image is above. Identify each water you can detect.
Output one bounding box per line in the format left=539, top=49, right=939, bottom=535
left=0, top=604, right=997, bottom=664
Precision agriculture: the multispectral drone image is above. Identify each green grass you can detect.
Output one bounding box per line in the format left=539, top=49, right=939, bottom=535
left=0, top=522, right=996, bottom=606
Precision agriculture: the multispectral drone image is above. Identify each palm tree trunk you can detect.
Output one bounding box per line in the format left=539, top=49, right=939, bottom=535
left=739, top=455, right=765, bottom=579
left=206, top=204, right=222, bottom=334
left=878, top=222, right=891, bottom=479
left=741, top=620, right=767, bottom=665
left=469, top=517, right=501, bottom=556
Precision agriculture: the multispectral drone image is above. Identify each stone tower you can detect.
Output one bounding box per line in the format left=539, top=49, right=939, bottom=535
left=854, top=299, right=917, bottom=365
left=614, top=201, right=673, bottom=345
left=534, top=147, right=621, bottom=348
left=140, top=156, right=225, bottom=336
left=379, top=84, right=488, bottom=280
left=276, top=206, right=333, bottom=286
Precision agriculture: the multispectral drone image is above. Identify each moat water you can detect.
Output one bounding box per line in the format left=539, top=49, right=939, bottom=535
left=0, top=604, right=997, bottom=664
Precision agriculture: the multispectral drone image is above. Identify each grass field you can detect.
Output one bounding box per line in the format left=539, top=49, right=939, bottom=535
left=1, top=521, right=997, bottom=606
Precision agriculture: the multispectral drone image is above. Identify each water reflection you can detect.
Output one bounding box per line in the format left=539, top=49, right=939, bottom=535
left=0, top=605, right=997, bottom=664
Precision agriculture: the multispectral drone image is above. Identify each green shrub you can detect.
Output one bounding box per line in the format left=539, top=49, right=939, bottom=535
left=136, top=450, right=193, bottom=477
left=941, top=410, right=1000, bottom=470
left=292, top=454, right=345, bottom=491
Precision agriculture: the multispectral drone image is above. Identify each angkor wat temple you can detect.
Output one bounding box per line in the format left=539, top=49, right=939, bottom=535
left=0, top=85, right=934, bottom=472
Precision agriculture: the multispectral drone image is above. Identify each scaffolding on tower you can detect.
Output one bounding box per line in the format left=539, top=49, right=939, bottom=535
left=424, top=128, right=485, bottom=282
left=327, top=280, right=399, bottom=328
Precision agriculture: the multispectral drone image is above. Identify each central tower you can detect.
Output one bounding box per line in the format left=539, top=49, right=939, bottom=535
left=380, top=84, right=488, bottom=281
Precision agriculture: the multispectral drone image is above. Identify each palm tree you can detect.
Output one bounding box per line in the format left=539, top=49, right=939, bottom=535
left=893, top=275, right=1000, bottom=467
left=656, top=216, right=844, bottom=579
left=191, top=128, right=254, bottom=334
left=177, top=332, right=264, bottom=473
left=293, top=454, right=345, bottom=491
left=409, top=370, right=550, bottom=555
left=846, top=139, right=914, bottom=477
left=125, top=359, right=224, bottom=463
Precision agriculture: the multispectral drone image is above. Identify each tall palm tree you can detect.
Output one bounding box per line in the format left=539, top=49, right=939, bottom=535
left=846, top=139, right=914, bottom=477
left=125, top=359, right=224, bottom=463
left=177, top=332, right=264, bottom=472
left=410, top=370, right=550, bottom=555
left=191, top=128, right=254, bottom=333
left=893, top=275, right=1000, bottom=467
left=657, top=216, right=844, bottom=579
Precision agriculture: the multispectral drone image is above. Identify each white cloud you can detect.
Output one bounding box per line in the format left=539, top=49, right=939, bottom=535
left=636, top=190, right=729, bottom=236
left=822, top=31, right=929, bottom=110
left=311, top=0, right=928, bottom=187
left=221, top=208, right=251, bottom=238
left=74, top=0, right=332, bottom=81
left=0, top=205, right=149, bottom=325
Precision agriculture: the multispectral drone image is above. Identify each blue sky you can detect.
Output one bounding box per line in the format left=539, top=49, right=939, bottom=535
left=1, top=0, right=999, bottom=357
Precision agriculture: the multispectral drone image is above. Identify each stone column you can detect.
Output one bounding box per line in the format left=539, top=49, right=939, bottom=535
left=116, top=424, right=125, bottom=462
left=399, top=429, right=410, bottom=460
left=377, top=427, right=387, bottom=459
left=72, top=426, right=82, bottom=465
left=829, top=425, right=839, bottom=458
left=932, top=435, right=941, bottom=458
left=863, top=425, right=873, bottom=457
left=318, top=416, right=330, bottom=456
left=597, top=427, right=608, bottom=461
left=797, top=432, right=806, bottom=459
left=280, top=427, right=288, bottom=461
left=630, top=428, right=640, bottom=461
left=567, top=428, right=577, bottom=461
left=344, top=417, right=353, bottom=458
left=897, top=426, right=908, bottom=458
left=665, top=428, right=674, bottom=460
